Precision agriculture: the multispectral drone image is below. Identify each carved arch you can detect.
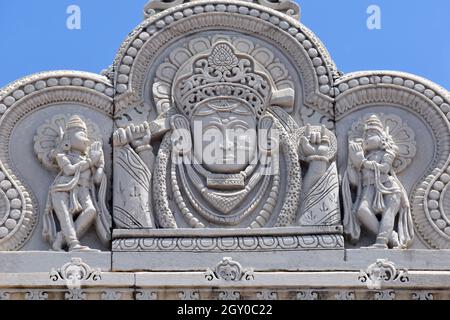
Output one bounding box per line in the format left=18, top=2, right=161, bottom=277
left=335, top=71, right=450, bottom=249
left=113, top=0, right=337, bottom=118
left=0, top=71, right=113, bottom=250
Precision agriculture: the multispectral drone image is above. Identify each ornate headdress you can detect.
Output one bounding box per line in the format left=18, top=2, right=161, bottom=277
left=65, top=115, right=88, bottom=132
left=364, top=115, right=385, bottom=134
left=173, top=42, right=272, bottom=119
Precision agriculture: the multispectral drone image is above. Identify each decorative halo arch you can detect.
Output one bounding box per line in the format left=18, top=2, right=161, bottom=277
left=0, top=71, right=113, bottom=250
left=335, top=70, right=450, bottom=249
left=113, top=0, right=338, bottom=119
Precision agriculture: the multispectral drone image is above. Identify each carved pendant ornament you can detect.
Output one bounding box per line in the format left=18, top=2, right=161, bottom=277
left=1, top=0, right=450, bottom=260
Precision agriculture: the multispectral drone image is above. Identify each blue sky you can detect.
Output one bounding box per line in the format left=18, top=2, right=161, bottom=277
left=1, top=0, right=449, bottom=89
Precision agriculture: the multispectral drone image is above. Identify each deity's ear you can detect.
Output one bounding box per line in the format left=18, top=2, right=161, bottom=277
left=258, top=115, right=274, bottom=132
left=258, top=115, right=276, bottom=156
left=170, top=114, right=192, bottom=156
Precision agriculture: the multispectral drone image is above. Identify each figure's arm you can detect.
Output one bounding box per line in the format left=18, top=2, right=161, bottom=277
left=55, top=154, right=90, bottom=175
left=300, top=125, right=333, bottom=191
left=113, top=122, right=154, bottom=172
left=349, top=142, right=366, bottom=169
left=372, top=152, right=395, bottom=174
left=360, top=152, right=394, bottom=173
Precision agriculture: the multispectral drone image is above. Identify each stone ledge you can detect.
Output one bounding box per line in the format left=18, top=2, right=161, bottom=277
left=0, top=251, right=111, bottom=273
left=113, top=226, right=343, bottom=238
left=112, top=250, right=346, bottom=272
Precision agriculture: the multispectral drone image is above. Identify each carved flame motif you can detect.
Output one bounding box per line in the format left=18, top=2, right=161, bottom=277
left=208, top=43, right=239, bottom=72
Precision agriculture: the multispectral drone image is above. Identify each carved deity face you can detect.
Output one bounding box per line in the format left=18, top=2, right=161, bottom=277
left=363, top=128, right=383, bottom=151
left=67, top=128, right=90, bottom=154
left=191, top=99, right=257, bottom=174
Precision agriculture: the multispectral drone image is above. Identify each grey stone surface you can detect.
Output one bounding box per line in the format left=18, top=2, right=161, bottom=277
left=0, top=251, right=111, bottom=273
left=0, top=0, right=450, bottom=299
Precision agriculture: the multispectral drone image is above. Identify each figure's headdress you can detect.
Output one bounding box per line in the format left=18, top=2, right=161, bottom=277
left=364, top=115, right=385, bottom=135
left=65, top=115, right=88, bottom=132
left=173, top=42, right=273, bottom=119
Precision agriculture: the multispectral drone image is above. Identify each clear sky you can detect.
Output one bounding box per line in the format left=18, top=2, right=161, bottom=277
left=1, top=0, right=449, bottom=89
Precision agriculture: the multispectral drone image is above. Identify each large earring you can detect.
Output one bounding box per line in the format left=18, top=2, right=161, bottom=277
left=63, top=143, right=70, bottom=151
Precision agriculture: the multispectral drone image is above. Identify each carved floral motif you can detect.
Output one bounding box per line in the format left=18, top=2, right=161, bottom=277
left=49, top=258, right=102, bottom=288
left=205, top=257, right=255, bottom=282
left=359, top=259, right=409, bottom=289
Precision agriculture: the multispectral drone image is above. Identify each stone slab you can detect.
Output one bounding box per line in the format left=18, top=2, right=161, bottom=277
left=344, top=249, right=450, bottom=271
left=0, top=251, right=111, bottom=273
left=112, top=250, right=346, bottom=272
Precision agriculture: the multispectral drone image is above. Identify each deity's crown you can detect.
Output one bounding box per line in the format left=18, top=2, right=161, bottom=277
left=173, top=42, right=272, bottom=119
left=66, top=115, right=87, bottom=132
left=364, top=115, right=384, bottom=133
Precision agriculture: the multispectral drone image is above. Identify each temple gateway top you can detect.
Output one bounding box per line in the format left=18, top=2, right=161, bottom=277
left=144, top=0, right=301, bottom=19
left=0, top=0, right=450, bottom=300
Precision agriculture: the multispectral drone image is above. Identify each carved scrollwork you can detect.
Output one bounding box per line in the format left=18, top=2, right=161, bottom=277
left=359, top=259, right=409, bottom=289
left=49, top=258, right=102, bottom=287
left=178, top=290, right=200, bottom=300
left=217, top=290, right=241, bottom=300
left=136, top=290, right=158, bottom=300
left=296, top=290, right=319, bottom=300
left=144, top=1, right=301, bottom=20
left=205, top=257, right=255, bottom=282
left=153, top=36, right=295, bottom=117
left=114, top=0, right=337, bottom=118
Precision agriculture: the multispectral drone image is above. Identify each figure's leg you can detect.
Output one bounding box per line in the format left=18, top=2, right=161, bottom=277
left=356, top=187, right=380, bottom=235
left=74, top=189, right=97, bottom=240
left=51, top=192, right=80, bottom=251
left=375, top=193, right=401, bottom=248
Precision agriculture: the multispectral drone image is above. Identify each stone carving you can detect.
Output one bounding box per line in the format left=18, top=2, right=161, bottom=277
left=113, top=122, right=155, bottom=229
left=112, top=233, right=344, bottom=252
left=144, top=1, right=301, bottom=20
left=296, top=290, right=319, bottom=300
left=25, top=290, right=49, bottom=301
left=335, top=291, right=355, bottom=300
left=256, top=290, right=278, bottom=300
left=114, top=41, right=340, bottom=230
left=1, top=0, right=450, bottom=302
left=359, top=259, right=409, bottom=289
left=152, top=35, right=295, bottom=118
left=0, top=291, right=10, bottom=300
left=114, top=0, right=337, bottom=117
left=342, top=114, right=415, bottom=249
left=0, top=71, right=113, bottom=251
left=205, top=257, right=255, bottom=282
left=335, top=71, right=450, bottom=249
left=411, top=292, right=434, bottom=300
left=101, top=290, right=123, bottom=300
left=34, top=115, right=112, bottom=251
left=217, top=290, right=240, bottom=300
left=49, top=258, right=102, bottom=288
left=136, top=290, right=158, bottom=300
left=178, top=290, right=200, bottom=300
left=0, top=161, right=35, bottom=252
left=373, top=290, right=395, bottom=301
left=65, top=289, right=87, bottom=301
